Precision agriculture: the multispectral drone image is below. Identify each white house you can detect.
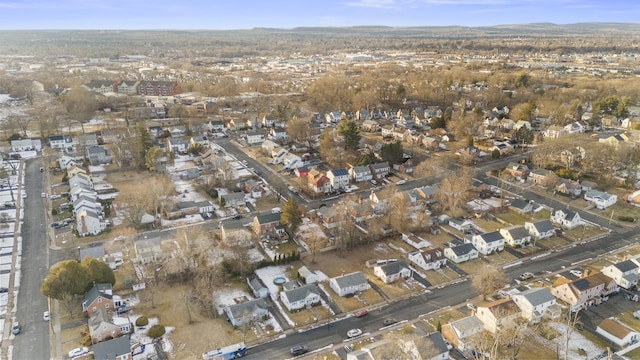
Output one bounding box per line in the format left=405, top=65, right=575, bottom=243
left=224, top=299, right=269, bottom=327
left=475, top=299, right=521, bottom=333
left=280, top=283, right=322, bottom=312
left=596, top=318, right=639, bottom=348
left=246, top=132, right=266, bottom=145
left=601, top=260, right=640, bottom=290
left=444, top=244, right=479, bottom=264
left=550, top=209, right=582, bottom=230
left=468, top=231, right=504, bottom=255
left=281, top=152, right=304, bottom=170
left=373, top=261, right=412, bottom=284
left=441, top=316, right=485, bottom=352
left=499, top=226, right=531, bottom=248
left=11, top=138, right=42, bottom=152
left=247, top=274, right=270, bottom=298
left=524, top=220, right=556, bottom=240
left=76, top=209, right=107, bottom=236
left=349, top=166, right=373, bottom=183
left=408, top=247, right=446, bottom=271
left=402, top=232, right=432, bottom=250
left=584, top=190, right=617, bottom=210
left=512, top=287, right=560, bottom=324
left=329, top=272, right=370, bottom=297
left=327, top=168, right=350, bottom=190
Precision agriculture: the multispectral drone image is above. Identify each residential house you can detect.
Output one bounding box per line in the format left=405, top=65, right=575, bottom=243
left=210, top=120, right=226, bottom=132
left=550, top=209, right=582, bottom=230
left=441, top=316, right=485, bottom=352
left=596, top=318, right=639, bottom=348
left=261, top=139, right=280, bottom=155
left=85, top=80, right=116, bottom=94
left=402, top=232, right=432, bottom=250
left=133, top=236, right=168, bottom=264
left=247, top=274, right=270, bottom=298
left=253, top=212, right=283, bottom=236
left=447, top=217, right=473, bottom=232
left=468, top=231, right=505, bottom=255
left=73, top=194, right=102, bottom=216
left=224, top=299, right=269, bottom=326
left=602, top=134, right=629, bottom=148
left=444, top=243, right=479, bottom=264
left=280, top=283, right=322, bottom=312
left=165, top=137, right=189, bottom=154
left=58, top=155, right=78, bottom=170
left=512, top=287, right=560, bottom=324
left=280, top=152, right=304, bottom=170
left=294, top=166, right=309, bottom=178
left=499, top=226, right=531, bottom=248
left=564, top=121, right=587, bottom=134
left=298, top=266, right=318, bottom=284
left=349, top=166, right=373, bottom=183
left=399, top=332, right=450, bottom=360
left=316, top=206, right=344, bottom=229
left=329, top=272, right=371, bottom=297
left=524, top=220, right=556, bottom=240
left=11, top=138, right=42, bottom=152
left=116, top=80, right=139, bottom=95
left=220, top=192, right=245, bottom=208
left=475, top=298, right=521, bottom=333
left=373, top=261, right=412, bottom=284
left=391, top=127, right=411, bottom=141
left=88, top=308, right=131, bottom=343
left=49, top=134, right=70, bottom=150
left=86, top=146, right=112, bottom=165
left=381, top=124, right=394, bottom=137
left=602, top=260, right=640, bottom=290
left=92, top=335, right=132, bottom=360
left=100, top=130, right=119, bottom=144
left=356, top=109, right=371, bottom=121
left=416, top=185, right=439, bottom=202
left=76, top=208, right=107, bottom=236
left=552, top=271, right=618, bottom=312
left=509, top=199, right=533, bottom=214
left=408, top=247, right=447, bottom=271
left=327, top=168, right=350, bottom=190
left=581, top=180, right=598, bottom=192
left=543, top=125, right=566, bottom=138
left=369, top=162, right=390, bottom=178
left=348, top=203, right=375, bottom=223
left=190, top=135, right=209, bottom=148
left=555, top=178, right=582, bottom=197
left=82, top=283, right=114, bottom=316
left=262, top=115, right=278, bottom=128
left=77, top=133, right=99, bottom=148
left=243, top=180, right=264, bottom=199
left=503, top=162, right=530, bottom=180
left=269, top=127, right=287, bottom=140
left=361, top=120, right=380, bottom=132
left=529, top=169, right=559, bottom=187
left=69, top=172, right=93, bottom=188
left=308, top=169, right=331, bottom=193
left=368, top=189, right=390, bottom=214
left=584, top=190, right=617, bottom=209
left=246, top=132, right=266, bottom=145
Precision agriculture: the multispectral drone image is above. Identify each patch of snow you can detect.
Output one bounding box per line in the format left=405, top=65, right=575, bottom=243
left=213, top=288, right=251, bottom=314
left=247, top=247, right=265, bottom=262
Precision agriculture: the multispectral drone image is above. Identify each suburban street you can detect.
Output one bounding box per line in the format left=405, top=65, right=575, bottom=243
left=12, top=158, right=50, bottom=360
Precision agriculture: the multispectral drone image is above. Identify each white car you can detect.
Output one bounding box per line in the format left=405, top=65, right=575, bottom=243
left=43, top=311, right=50, bottom=321
left=347, top=328, right=363, bottom=338
left=68, top=347, right=89, bottom=358
left=570, top=269, right=583, bottom=277
left=41, top=192, right=47, bottom=198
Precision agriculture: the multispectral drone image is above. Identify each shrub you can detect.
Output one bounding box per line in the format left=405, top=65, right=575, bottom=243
left=51, top=209, right=58, bottom=216
left=618, top=215, right=636, bottom=222
left=82, top=334, right=93, bottom=347
left=147, top=324, right=166, bottom=339
left=135, top=316, right=149, bottom=327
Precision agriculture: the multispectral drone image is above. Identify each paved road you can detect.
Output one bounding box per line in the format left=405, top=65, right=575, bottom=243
left=13, top=158, right=50, bottom=360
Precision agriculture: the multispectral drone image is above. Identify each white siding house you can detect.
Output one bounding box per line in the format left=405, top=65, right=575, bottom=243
left=329, top=272, right=370, bottom=297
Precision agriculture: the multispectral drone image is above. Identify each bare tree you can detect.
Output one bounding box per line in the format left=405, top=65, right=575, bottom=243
left=63, top=86, right=98, bottom=134
left=114, top=183, right=152, bottom=228
left=470, top=262, right=506, bottom=301
left=436, top=167, right=474, bottom=217
left=305, top=233, right=327, bottom=264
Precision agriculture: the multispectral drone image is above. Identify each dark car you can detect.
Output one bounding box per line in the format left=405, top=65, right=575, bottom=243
left=290, top=345, right=308, bottom=356
left=232, top=214, right=242, bottom=220
left=0, top=287, right=8, bottom=293
left=382, top=318, right=397, bottom=326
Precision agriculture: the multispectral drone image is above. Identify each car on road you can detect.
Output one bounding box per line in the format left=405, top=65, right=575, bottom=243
left=41, top=192, right=46, bottom=198
left=232, top=214, right=242, bottom=220
left=569, top=269, right=583, bottom=277
left=396, top=179, right=407, bottom=185
left=11, top=322, right=20, bottom=335
left=466, top=303, right=477, bottom=311
left=43, top=311, right=50, bottom=321
left=68, top=347, right=89, bottom=359
left=370, top=179, right=377, bottom=185
left=0, top=287, right=8, bottom=293
left=347, top=328, right=363, bottom=338
left=354, top=309, right=368, bottom=317
left=288, top=185, right=295, bottom=192
left=382, top=318, right=397, bottom=326
left=290, top=345, right=309, bottom=356
left=21, top=193, right=27, bottom=199
left=520, top=272, right=534, bottom=280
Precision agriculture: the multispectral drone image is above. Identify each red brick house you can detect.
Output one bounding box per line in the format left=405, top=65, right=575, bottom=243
left=82, top=283, right=114, bottom=316
left=137, top=81, right=181, bottom=96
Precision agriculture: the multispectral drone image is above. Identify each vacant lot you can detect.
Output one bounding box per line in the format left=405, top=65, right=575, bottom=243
left=309, top=242, right=404, bottom=278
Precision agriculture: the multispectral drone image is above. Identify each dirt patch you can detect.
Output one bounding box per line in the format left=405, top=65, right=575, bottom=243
left=306, top=242, right=402, bottom=278
left=107, top=170, right=155, bottom=195
left=61, top=324, right=88, bottom=355
left=424, top=267, right=460, bottom=286
left=286, top=304, right=331, bottom=327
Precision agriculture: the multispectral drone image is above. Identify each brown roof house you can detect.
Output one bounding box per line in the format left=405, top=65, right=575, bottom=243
left=475, top=298, right=521, bottom=333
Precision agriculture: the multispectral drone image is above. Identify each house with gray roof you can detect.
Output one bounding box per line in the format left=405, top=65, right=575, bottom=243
left=329, top=271, right=371, bottom=297
left=369, top=161, right=390, bottom=178
left=499, top=226, right=531, bottom=248
left=444, top=243, right=478, bottom=264
left=602, top=260, right=640, bottom=290
left=349, top=165, right=373, bottom=183
left=584, top=190, right=617, bottom=209
left=224, top=298, right=269, bottom=326
left=280, top=283, right=322, bottom=311
left=441, top=315, right=484, bottom=352
left=512, top=287, right=561, bottom=323
left=509, top=199, right=533, bottom=214
left=220, top=192, right=245, bottom=208
left=524, top=219, right=556, bottom=240
left=92, top=334, right=131, bottom=360
left=373, top=261, right=411, bottom=284
left=82, top=283, right=114, bottom=316
left=247, top=274, right=270, bottom=298
left=550, top=208, right=582, bottom=230
left=400, top=332, right=450, bottom=360
left=468, top=231, right=504, bottom=255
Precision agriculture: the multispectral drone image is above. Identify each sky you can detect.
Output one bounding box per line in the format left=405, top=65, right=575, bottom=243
left=0, top=0, right=638, bottom=30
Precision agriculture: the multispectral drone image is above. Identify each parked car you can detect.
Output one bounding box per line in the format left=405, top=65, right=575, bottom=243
left=370, top=179, right=377, bottom=185
left=41, top=192, right=46, bottom=198
left=382, top=318, right=397, bottom=326
left=290, top=345, right=309, bottom=356
left=43, top=311, right=50, bottom=321
left=50, top=222, right=60, bottom=228
left=520, top=272, right=534, bottom=280
left=347, top=328, right=363, bottom=338
left=396, top=179, right=407, bottom=185
left=0, top=287, right=8, bottom=293
left=569, top=269, right=583, bottom=277
left=466, top=303, right=477, bottom=311
left=354, top=309, right=369, bottom=318
left=11, top=322, right=20, bottom=335
left=232, top=214, right=242, bottom=220
left=344, top=344, right=354, bottom=353
left=68, top=347, right=89, bottom=358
